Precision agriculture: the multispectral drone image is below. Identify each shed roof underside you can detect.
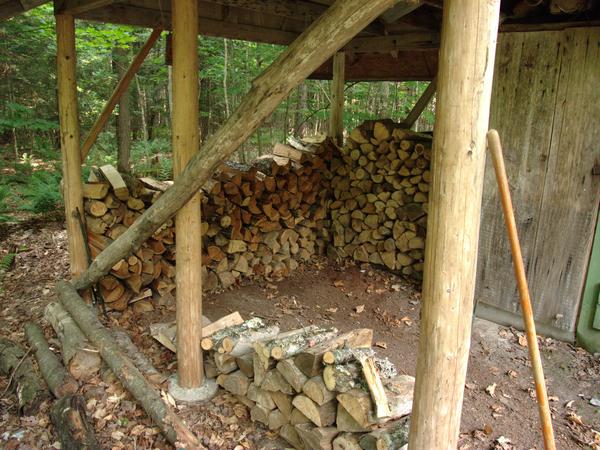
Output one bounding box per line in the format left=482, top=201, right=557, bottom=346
left=2, top=0, right=599, bottom=80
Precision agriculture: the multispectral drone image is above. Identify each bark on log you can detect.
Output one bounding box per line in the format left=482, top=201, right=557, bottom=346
left=72, top=0, right=400, bottom=290
left=45, top=302, right=101, bottom=381
left=24, top=322, right=78, bottom=398
left=0, top=337, right=49, bottom=414
left=56, top=281, right=202, bottom=447
left=358, top=418, right=410, bottom=450
left=112, top=327, right=166, bottom=384
left=50, top=395, right=102, bottom=450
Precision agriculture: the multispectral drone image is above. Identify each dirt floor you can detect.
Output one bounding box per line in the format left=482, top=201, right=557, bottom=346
left=0, top=220, right=599, bottom=449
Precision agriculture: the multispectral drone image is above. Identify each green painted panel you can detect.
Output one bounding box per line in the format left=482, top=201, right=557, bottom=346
left=577, top=210, right=600, bottom=353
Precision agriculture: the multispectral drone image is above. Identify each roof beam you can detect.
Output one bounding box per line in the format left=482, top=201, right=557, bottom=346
left=209, top=0, right=327, bottom=22
left=56, top=0, right=116, bottom=15
left=343, top=32, right=439, bottom=53
left=380, top=0, right=422, bottom=23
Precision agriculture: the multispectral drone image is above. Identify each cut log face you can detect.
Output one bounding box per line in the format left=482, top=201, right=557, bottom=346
left=292, top=395, right=337, bottom=427
left=295, top=423, right=339, bottom=450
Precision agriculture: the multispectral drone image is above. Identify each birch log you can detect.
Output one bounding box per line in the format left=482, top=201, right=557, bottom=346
left=72, top=0, right=400, bottom=290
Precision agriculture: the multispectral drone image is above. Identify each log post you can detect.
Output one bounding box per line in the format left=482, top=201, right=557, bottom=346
left=171, top=0, right=203, bottom=389
left=408, top=1, right=501, bottom=448
left=329, top=51, right=345, bottom=145
left=56, top=14, right=88, bottom=279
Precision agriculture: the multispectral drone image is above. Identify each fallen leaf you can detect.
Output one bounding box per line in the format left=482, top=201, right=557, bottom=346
left=565, top=400, right=575, bottom=409
left=465, top=382, right=477, bottom=390
left=518, top=334, right=528, bottom=347
left=333, top=280, right=344, bottom=287
left=355, top=304, right=365, bottom=314
left=400, top=316, right=413, bottom=326
left=486, top=383, right=497, bottom=398
left=391, top=284, right=401, bottom=292
left=566, top=411, right=584, bottom=426
left=326, top=307, right=338, bottom=314
left=506, top=370, right=518, bottom=378
left=549, top=395, right=559, bottom=402
left=375, top=341, right=387, bottom=349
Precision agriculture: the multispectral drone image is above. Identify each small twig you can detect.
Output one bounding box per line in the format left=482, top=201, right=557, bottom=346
left=0, top=346, right=33, bottom=399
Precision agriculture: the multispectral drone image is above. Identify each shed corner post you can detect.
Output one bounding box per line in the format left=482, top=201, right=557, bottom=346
left=408, top=0, right=501, bottom=448
left=56, top=13, right=88, bottom=279
left=329, top=51, right=345, bottom=146
left=168, top=0, right=216, bottom=402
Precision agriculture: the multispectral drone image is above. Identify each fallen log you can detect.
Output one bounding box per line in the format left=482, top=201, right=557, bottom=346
left=72, top=0, right=401, bottom=291
left=0, top=337, right=49, bottom=414
left=45, top=302, right=101, bottom=381
left=24, top=322, right=78, bottom=398
left=112, top=327, right=166, bottom=384
left=56, top=281, right=202, bottom=447
left=50, top=395, right=102, bottom=450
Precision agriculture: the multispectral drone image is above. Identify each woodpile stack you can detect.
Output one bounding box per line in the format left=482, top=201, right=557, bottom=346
left=82, top=139, right=335, bottom=311
left=328, top=120, right=431, bottom=281
left=203, top=319, right=414, bottom=450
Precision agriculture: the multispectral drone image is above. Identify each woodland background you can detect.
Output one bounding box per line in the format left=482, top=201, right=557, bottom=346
left=0, top=5, right=435, bottom=219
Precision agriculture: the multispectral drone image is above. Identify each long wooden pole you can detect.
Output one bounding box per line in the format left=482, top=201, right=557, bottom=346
left=486, top=129, right=556, bottom=450
left=407, top=1, right=501, bottom=448
left=80, top=29, right=162, bottom=161
left=171, top=0, right=202, bottom=388
left=56, top=14, right=88, bottom=279
left=329, top=51, right=345, bottom=145
left=72, top=0, right=399, bottom=291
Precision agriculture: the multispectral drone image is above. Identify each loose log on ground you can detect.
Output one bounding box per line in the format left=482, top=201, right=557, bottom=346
left=24, top=322, right=78, bottom=398
left=50, top=395, right=102, bottom=450
left=292, top=395, right=337, bottom=427
left=0, top=337, right=49, bottom=414
left=56, top=281, right=202, bottom=447
left=112, top=327, right=165, bottom=384
left=45, top=302, right=101, bottom=381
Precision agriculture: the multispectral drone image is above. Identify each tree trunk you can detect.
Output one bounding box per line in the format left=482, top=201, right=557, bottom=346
left=135, top=75, right=149, bottom=141
left=114, top=46, right=132, bottom=174
left=72, top=0, right=400, bottom=290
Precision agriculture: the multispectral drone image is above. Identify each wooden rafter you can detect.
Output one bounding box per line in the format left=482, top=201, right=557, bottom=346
left=343, top=32, right=440, bottom=53
left=80, top=29, right=162, bottom=160
left=55, top=0, right=115, bottom=15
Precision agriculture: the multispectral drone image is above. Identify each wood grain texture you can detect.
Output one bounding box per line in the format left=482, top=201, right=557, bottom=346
left=408, top=0, right=501, bottom=448
left=56, top=14, right=88, bottom=279
left=328, top=52, right=345, bottom=145
left=171, top=0, right=203, bottom=387
left=476, top=27, right=600, bottom=337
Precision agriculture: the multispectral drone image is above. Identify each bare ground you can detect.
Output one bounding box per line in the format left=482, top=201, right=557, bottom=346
left=0, top=221, right=598, bottom=449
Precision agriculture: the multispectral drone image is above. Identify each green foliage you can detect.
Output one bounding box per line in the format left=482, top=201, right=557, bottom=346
left=0, top=102, right=58, bottom=134
left=0, top=252, right=16, bottom=273
left=18, top=170, right=63, bottom=214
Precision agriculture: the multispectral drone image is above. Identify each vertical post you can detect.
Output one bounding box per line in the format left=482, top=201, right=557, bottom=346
left=56, top=14, right=88, bottom=279
left=329, top=52, right=345, bottom=145
left=172, top=0, right=202, bottom=388
left=408, top=1, right=501, bottom=449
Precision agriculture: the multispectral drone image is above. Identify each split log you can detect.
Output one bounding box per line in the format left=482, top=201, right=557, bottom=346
left=50, top=395, right=102, bottom=450
left=303, top=375, right=336, bottom=406
left=0, top=337, right=49, bottom=414
left=295, top=423, right=339, bottom=450
left=291, top=407, right=311, bottom=425
left=99, top=164, right=129, bottom=200
left=332, top=433, right=361, bottom=450
left=261, top=369, right=294, bottom=395
left=24, top=322, right=78, bottom=398
left=270, top=390, right=293, bottom=419
left=45, top=302, right=101, bottom=381
left=247, top=382, right=276, bottom=410
left=235, top=353, right=254, bottom=377
left=214, top=353, right=238, bottom=374
left=56, top=281, right=202, bottom=448
left=276, top=359, right=308, bottom=393
left=335, top=404, right=370, bottom=433
left=358, top=356, right=390, bottom=419
left=280, top=423, right=306, bottom=450
left=292, top=395, right=337, bottom=427
left=250, top=404, right=271, bottom=426
left=72, top=0, right=402, bottom=291
left=268, top=408, right=287, bottom=430
left=294, top=328, right=373, bottom=377
left=217, top=370, right=250, bottom=396
left=358, top=418, right=410, bottom=450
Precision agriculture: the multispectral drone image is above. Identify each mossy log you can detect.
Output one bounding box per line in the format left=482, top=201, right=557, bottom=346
left=56, top=281, right=201, bottom=447
left=50, top=394, right=102, bottom=450
left=0, top=337, right=49, bottom=414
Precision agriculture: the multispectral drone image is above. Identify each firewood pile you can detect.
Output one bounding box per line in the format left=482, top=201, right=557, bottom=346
left=328, top=120, right=431, bottom=281
left=200, top=317, right=414, bottom=450
left=82, top=139, right=335, bottom=311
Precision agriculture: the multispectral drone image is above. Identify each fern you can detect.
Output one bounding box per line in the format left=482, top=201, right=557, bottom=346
left=19, top=171, right=63, bottom=214
left=0, top=253, right=15, bottom=273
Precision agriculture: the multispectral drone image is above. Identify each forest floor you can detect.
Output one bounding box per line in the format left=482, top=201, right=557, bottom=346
left=0, top=220, right=599, bottom=450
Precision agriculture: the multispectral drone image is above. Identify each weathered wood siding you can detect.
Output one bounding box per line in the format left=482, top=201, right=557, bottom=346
left=476, top=27, right=600, bottom=340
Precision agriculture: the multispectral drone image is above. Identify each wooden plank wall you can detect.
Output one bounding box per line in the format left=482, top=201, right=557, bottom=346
left=476, top=27, right=600, bottom=340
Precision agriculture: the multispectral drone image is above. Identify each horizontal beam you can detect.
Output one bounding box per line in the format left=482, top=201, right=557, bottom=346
left=55, top=0, right=115, bottom=15
left=310, top=50, right=438, bottom=81
left=343, top=32, right=439, bottom=53
left=209, top=0, right=327, bottom=22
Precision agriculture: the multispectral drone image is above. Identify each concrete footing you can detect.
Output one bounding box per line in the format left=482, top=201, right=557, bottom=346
left=168, top=375, right=218, bottom=403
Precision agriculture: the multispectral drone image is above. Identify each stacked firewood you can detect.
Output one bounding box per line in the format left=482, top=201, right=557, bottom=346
left=204, top=319, right=414, bottom=450
left=328, top=120, right=431, bottom=281
left=83, top=139, right=335, bottom=311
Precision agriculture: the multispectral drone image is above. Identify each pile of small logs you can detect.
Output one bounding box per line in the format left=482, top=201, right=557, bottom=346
left=328, top=120, right=431, bottom=281
left=204, top=319, right=414, bottom=450
left=83, top=138, right=335, bottom=311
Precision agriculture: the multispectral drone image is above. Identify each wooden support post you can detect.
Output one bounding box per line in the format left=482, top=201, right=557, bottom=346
left=172, top=0, right=202, bottom=388
left=407, top=1, right=501, bottom=449
left=329, top=52, right=345, bottom=145
left=400, top=77, right=436, bottom=130
left=72, top=0, right=399, bottom=291
left=56, top=14, right=88, bottom=279
left=80, top=29, right=161, bottom=161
